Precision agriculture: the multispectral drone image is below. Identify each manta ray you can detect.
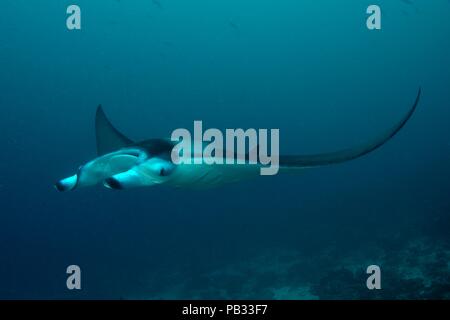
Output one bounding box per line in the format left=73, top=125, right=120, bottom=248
left=55, top=89, right=421, bottom=191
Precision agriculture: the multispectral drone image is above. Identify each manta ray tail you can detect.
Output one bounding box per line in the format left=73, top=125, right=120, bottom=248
left=95, top=105, right=134, bottom=155
left=280, top=88, right=421, bottom=168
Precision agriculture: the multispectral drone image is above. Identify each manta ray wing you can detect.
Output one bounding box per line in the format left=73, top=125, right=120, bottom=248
left=95, top=105, right=134, bottom=156
left=279, top=88, right=421, bottom=168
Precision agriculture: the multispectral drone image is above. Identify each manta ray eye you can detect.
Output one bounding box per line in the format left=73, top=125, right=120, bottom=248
left=159, top=168, right=166, bottom=176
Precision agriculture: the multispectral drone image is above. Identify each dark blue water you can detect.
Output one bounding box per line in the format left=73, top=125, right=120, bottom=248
left=1, top=0, right=449, bottom=299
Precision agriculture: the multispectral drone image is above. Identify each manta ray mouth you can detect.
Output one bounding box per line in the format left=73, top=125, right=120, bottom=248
left=103, top=177, right=123, bottom=190
left=54, top=181, right=68, bottom=192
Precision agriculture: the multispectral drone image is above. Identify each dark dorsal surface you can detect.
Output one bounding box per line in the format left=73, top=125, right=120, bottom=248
left=95, top=88, right=420, bottom=168
left=136, top=139, right=176, bottom=159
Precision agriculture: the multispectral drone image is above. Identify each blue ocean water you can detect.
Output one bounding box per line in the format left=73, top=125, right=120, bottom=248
left=0, top=0, right=449, bottom=299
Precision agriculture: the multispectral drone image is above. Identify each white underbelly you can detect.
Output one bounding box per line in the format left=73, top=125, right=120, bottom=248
left=166, top=163, right=262, bottom=188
